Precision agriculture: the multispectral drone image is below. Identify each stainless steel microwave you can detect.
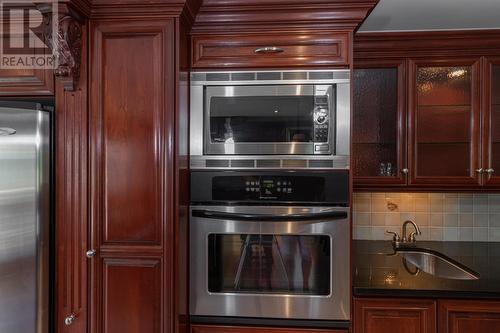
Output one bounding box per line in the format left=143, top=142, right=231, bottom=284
left=190, top=70, right=350, bottom=169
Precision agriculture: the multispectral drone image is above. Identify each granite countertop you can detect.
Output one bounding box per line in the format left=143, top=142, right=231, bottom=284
left=353, top=240, right=500, bottom=299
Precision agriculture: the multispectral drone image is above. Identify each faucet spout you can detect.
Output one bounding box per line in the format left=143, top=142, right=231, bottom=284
left=402, top=220, right=421, bottom=243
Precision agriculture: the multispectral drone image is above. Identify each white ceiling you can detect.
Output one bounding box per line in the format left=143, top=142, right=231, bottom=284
left=359, top=0, right=500, bottom=32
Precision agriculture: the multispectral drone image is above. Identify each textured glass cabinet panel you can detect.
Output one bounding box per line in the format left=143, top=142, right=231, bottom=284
left=353, top=68, right=399, bottom=177
left=416, top=66, right=472, bottom=177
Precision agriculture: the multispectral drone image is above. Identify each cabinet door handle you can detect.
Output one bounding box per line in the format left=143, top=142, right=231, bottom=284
left=64, top=314, right=76, bottom=326
left=254, top=46, right=284, bottom=54
left=476, top=168, right=484, bottom=174
left=86, top=249, right=97, bottom=258
left=486, top=168, right=495, bottom=174
left=401, top=168, right=409, bottom=174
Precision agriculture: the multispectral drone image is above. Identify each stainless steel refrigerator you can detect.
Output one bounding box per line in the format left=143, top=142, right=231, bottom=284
left=0, top=101, right=51, bottom=333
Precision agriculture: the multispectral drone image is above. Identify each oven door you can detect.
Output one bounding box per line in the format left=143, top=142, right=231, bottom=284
left=189, top=206, right=350, bottom=320
left=204, top=85, right=332, bottom=155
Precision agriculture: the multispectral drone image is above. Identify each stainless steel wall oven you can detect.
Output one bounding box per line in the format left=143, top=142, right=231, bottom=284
left=190, top=70, right=350, bottom=170
left=189, top=171, right=350, bottom=322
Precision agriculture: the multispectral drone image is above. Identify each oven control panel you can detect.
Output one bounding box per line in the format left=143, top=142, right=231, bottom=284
left=313, top=89, right=331, bottom=154
left=245, top=177, right=295, bottom=199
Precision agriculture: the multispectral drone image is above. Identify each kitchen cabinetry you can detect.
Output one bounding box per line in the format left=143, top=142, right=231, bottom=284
left=353, top=60, right=407, bottom=187
left=89, top=18, right=177, bottom=333
left=192, top=325, right=346, bottom=333
left=353, top=31, right=500, bottom=190
left=438, top=300, right=500, bottom=333
left=482, top=57, right=500, bottom=186
left=409, top=58, right=481, bottom=186
left=354, top=298, right=500, bottom=333
left=192, top=32, right=350, bottom=69
left=354, top=298, right=436, bottom=333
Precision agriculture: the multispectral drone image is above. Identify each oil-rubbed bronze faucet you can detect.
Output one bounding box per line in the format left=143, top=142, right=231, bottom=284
left=386, top=220, right=422, bottom=248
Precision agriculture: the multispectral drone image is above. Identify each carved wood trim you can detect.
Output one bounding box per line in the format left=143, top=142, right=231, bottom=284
left=38, top=5, right=83, bottom=91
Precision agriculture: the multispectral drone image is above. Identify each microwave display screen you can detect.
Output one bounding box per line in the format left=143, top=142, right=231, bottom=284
left=209, top=95, right=314, bottom=143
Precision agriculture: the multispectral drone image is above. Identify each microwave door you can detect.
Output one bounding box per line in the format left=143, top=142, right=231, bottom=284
left=205, top=85, right=317, bottom=155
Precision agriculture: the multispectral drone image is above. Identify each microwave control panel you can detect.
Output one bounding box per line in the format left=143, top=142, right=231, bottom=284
left=313, top=86, right=332, bottom=154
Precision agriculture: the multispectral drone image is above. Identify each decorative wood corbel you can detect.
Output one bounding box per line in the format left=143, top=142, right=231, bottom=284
left=39, top=4, right=83, bottom=91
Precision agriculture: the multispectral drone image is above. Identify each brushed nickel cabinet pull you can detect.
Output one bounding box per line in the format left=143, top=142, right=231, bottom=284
left=86, top=249, right=97, bottom=258
left=254, top=47, right=284, bottom=54
left=486, top=168, right=495, bottom=174
left=64, top=314, right=76, bottom=326
left=401, top=168, right=409, bottom=174
left=476, top=168, right=484, bottom=174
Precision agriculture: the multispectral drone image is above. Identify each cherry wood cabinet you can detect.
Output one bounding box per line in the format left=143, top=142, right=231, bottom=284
left=482, top=57, right=500, bottom=186
left=408, top=58, right=481, bottom=186
left=354, top=298, right=437, bottom=333
left=438, top=300, right=500, bottom=333
left=192, top=32, right=350, bottom=69
left=191, top=325, right=346, bottom=333
left=89, top=19, right=175, bottom=333
left=353, top=60, right=407, bottom=188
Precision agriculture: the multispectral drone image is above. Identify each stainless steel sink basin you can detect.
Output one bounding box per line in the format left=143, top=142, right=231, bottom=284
left=396, top=248, right=480, bottom=280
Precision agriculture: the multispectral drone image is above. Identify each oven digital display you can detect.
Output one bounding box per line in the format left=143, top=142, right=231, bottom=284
left=261, top=179, right=276, bottom=198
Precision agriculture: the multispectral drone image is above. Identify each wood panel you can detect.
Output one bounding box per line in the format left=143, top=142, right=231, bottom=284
left=483, top=57, right=500, bottom=186
left=102, top=258, right=162, bottom=333
left=55, top=21, right=88, bottom=333
left=89, top=18, right=175, bottom=333
left=439, top=300, right=500, bottom=333
left=192, top=32, right=349, bottom=69
left=354, top=298, right=436, bottom=333
left=408, top=58, right=481, bottom=187
left=191, top=325, right=347, bottom=333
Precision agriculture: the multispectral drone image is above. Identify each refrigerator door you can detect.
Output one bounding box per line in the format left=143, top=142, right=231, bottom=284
left=0, top=103, right=50, bottom=333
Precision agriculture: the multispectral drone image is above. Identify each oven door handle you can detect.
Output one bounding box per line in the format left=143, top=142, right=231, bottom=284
left=191, top=209, right=348, bottom=221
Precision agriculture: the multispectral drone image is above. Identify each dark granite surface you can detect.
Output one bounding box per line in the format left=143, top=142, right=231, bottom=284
left=353, top=240, right=500, bottom=299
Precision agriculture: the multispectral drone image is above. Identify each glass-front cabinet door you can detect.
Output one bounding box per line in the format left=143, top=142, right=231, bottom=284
left=353, top=61, right=407, bottom=188
left=409, top=59, right=481, bottom=186
left=483, top=58, right=500, bottom=186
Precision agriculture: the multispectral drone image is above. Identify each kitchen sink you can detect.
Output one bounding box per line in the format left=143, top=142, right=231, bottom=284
left=396, top=248, right=480, bottom=280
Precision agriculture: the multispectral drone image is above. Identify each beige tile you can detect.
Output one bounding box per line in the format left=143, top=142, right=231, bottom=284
left=430, top=213, right=444, bottom=227
left=371, top=213, right=386, bottom=226
left=459, top=228, right=473, bottom=241
left=430, top=199, right=444, bottom=213
left=401, top=213, right=416, bottom=222
left=355, top=198, right=371, bottom=212
left=489, top=214, right=500, bottom=228
left=429, top=193, right=444, bottom=200
left=489, top=194, right=500, bottom=213
left=459, top=196, right=473, bottom=213
left=444, top=197, right=459, bottom=213
left=459, top=213, right=473, bottom=227
left=418, top=227, right=430, bottom=241
left=385, top=193, right=401, bottom=199
left=444, top=193, right=458, bottom=198
left=385, top=212, right=401, bottom=226
left=473, top=214, right=489, bottom=228
left=372, top=197, right=388, bottom=212
left=473, top=194, right=489, bottom=213
left=399, top=196, right=415, bottom=212
left=354, top=212, right=371, bottom=226
left=473, top=228, right=489, bottom=241
left=429, top=228, right=444, bottom=241
left=489, top=228, right=500, bottom=241
left=373, top=226, right=392, bottom=240
left=443, top=227, right=459, bottom=241
left=414, top=213, right=429, bottom=226
left=415, top=198, right=429, bottom=212
left=444, top=214, right=459, bottom=227
left=413, top=193, right=429, bottom=198
left=372, top=193, right=386, bottom=199
left=354, top=226, right=373, bottom=240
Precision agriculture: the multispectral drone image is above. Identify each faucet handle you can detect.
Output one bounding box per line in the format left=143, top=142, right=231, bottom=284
left=408, top=231, right=419, bottom=242
left=386, top=230, right=401, bottom=242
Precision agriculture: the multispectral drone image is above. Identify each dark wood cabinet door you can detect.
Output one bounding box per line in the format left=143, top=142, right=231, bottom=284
left=89, top=19, right=175, bottom=333
left=192, top=325, right=346, bottom=333
left=439, top=300, right=500, bottom=333
left=354, top=298, right=436, bottom=333
left=408, top=58, right=481, bottom=187
left=483, top=57, right=500, bottom=186
left=353, top=60, right=407, bottom=188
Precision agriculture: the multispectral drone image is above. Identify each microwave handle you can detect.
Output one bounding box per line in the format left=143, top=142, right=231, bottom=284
left=191, top=209, right=348, bottom=221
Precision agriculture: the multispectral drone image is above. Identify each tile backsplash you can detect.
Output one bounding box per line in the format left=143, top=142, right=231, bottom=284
left=353, top=193, right=500, bottom=242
